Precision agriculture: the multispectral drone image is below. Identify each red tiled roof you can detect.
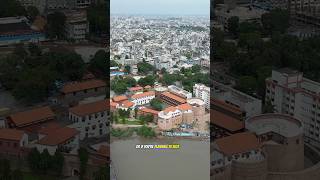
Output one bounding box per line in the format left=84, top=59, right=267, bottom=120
left=139, top=107, right=159, bottom=115
left=9, top=107, right=55, bottom=127
left=0, top=129, right=25, bottom=141
left=211, top=110, right=244, bottom=132
left=38, top=127, right=79, bottom=146
left=97, top=145, right=110, bottom=157
left=131, top=91, right=155, bottom=99
left=61, top=79, right=106, bottom=94
left=129, top=86, right=143, bottom=91
left=122, top=100, right=134, bottom=108
left=144, top=85, right=152, bottom=89
left=110, top=101, right=119, bottom=107
left=211, top=98, right=243, bottom=115
left=177, top=103, right=192, bottom=111
left=38, top=122, right=61, bottom=135
left=161, top=92, right=186, bottom=103
left=112, top=95, right=128, bottom=102
left=69, top=100, right=108, bottom=116
left=164, top=106, right=178, bottom=113
left=215, top=132, right=260, bottom=156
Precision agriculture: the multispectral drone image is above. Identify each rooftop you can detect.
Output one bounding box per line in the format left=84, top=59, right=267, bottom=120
left=38, top=127, right=79, bottom=146
left=61, top=79, right=106, bottom=94
left=112, top=95, right=128, bottom=102
left=0, top=129, right=25, bottom=141
left=161, top=92, right=186, bottom=104
left=131, top=91, right=155, bottom=99
left=246, top=114, right=303, bottom=137
left=9, top=106, right=55, bottom=127
left=215, top=132, right=260, bottom=156
left=211, top=109, right=244, bottom=132
left=69, top=100, right=108, bottom=116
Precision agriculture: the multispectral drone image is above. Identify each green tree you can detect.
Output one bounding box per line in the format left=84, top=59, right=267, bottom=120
left=227, top=16, right=239, bottom=37
left=11, top=169, right=23, bottom=180
left=138, top=75, right=156, bottom=86
left=94, top=166, right=109, bottom=180
left=39, top=149, right=51, bottom=173
left=137, top=62, right=154, bottom=74
left=136, top=126, right=156, bottom=138
left=0, top=0, right=26, bottom=17
left=78, top=148, right=89, bottom=180
left=26, top=6, right=39, bottom=21
left=28, top=148, right=41, bottom=172
left=90, top=50, right=108, bottom=77
left=124, top=65, right=131, bottom=73
left=261, top=9, right=289, bottom=34
left=46, top=11, right=66, bottom=39
left=51, top=151, right=64, bottom=175
left=150, top=98, right=163, bottom=111
left=235, top=76, right=257, bottom=95
left=0, top=159, right=11, bottom=180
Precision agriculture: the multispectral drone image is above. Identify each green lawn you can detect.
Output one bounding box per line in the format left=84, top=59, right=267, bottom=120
left=117, top=118, right=143, bottom=125
left=23, top=173, right=60, bottom=180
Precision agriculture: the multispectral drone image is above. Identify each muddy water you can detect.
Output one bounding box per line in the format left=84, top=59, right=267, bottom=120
left=111, top=137, right=210, bottom=180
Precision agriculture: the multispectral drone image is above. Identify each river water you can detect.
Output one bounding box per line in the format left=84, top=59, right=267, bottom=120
left=111, top=137, right=210, bottom=180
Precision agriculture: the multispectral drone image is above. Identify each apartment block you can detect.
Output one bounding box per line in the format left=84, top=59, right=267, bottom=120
left=265, top=68, right=320, bottom=143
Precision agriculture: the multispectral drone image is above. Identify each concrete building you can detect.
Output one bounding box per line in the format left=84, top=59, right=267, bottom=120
left=193, top=83, right=210, bottom=109
left=37, top=125, right=79, bottom=155
left=265, top=68, right=320, bottom=144
left=212, top=114, right=305, bottom=180
left=214, top=4, right=266, bottom=31
left=0, top=16, right=45, bottom=46
left=130, top=91, right=155, bottom=106
left=168, top=85, right=192, bottom=99
left=0, top=129, right=28, bottom=157
left=68, top=100, right=109, bottom=140
left=63, top=10, right=89, bottom=41
left=212, top=80, right=262, bottom=118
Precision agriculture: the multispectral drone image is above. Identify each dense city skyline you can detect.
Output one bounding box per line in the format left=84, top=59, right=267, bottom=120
left=111, top=0, right=210, bottom=15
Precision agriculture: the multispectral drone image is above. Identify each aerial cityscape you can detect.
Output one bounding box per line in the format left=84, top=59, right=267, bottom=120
left=0, top=0, right=108, bottom=179
left=110, top=0, right=210, bottom=179
left=212, top=0, right=320, bottom=180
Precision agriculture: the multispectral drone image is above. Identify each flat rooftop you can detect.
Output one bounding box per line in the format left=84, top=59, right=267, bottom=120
left=246, top=114, right=303, bottom=137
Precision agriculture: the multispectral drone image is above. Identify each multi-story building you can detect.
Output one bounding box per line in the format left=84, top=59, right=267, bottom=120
left=0, top=17, right=46, bottom=46
left=160, top=92, right=187, bottom=106
left=0, top=129, right=28, bottom=157
left=7, top=106, right=55, bottom=132
left=63, top=10, right=89, bottom=41
left=212, top=114, right=305, bottom=180
left=158, top=98, right=208, bottom=131
left=168, top=85, right=192, bottom=99
left=265, top=68, right=320, bottom=144
left=68, top=100, right=109, bottom=140
left=193, top=83, right=210, bottom=109
left=130, top=91, right=155, bottom=106
left=37, top=125, right=79, bottom=155
left=212, top=80, right=262, bottom=118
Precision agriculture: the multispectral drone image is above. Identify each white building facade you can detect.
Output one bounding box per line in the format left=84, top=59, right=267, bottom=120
left=193, top=83, right=210, bottom=109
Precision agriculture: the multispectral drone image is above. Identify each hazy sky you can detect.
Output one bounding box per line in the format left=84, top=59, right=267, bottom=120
left=111, top=0, right=209, bottom=15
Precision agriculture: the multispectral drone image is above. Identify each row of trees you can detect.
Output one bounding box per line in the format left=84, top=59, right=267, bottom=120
left=0, top=159, right=23, bottom=180
left=28, top=148, right=64, bottom=175
left=215, top=9, right=320, bottom=100
left=0, top=44, right=85, bottom=103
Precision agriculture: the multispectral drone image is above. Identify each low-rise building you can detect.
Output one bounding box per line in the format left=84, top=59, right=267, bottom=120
left=0, top=16, right=45, bottom=46
left=7, top=106, right=55, bottom=132
left=0, top=128, right=28, bottom=157
left=131, top=91, right=155, bottom=106
left=160, top=92, right=187, bottom=106
left=60, top=79, right=106, bottom=104
left=37, top=126, right=79, bottom=155
left=168, top=85, right=192, bottom=99
left=68, top=100, right=109, bottom=140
